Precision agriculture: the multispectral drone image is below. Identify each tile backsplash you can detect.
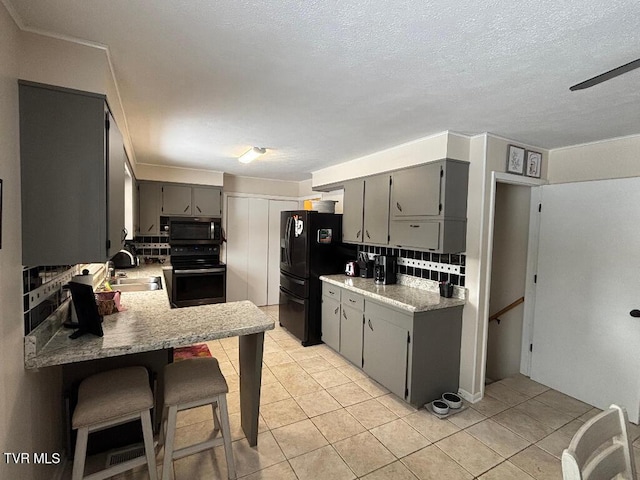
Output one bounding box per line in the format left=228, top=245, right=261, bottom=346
left=357, top=245, right=466, bottom=287
left=23, top=264, right=76, bottom=335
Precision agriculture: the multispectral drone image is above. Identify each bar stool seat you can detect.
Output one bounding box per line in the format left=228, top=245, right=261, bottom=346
left=72, top=366, right=157, bottom=480
left=160, top=357, right=236, bottom=480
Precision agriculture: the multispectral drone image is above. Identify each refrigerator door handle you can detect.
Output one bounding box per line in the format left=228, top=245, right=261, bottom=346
left=287, top=295, right=305, bottom=306
left=284, top=216, right=292, bottom=266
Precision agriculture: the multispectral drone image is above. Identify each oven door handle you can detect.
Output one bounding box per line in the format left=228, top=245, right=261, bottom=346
left=174, top=268, right=226, bottom=274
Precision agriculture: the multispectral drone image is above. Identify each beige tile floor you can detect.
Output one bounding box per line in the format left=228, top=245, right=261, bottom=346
left=67, top=305, right=640, bottom=480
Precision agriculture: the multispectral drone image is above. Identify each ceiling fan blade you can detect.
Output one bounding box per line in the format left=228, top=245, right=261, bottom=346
left=570, top=57, right=640, bottom=91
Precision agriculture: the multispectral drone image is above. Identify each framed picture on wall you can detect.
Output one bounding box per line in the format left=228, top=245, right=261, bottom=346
left=506, top=145, right=525, bottom=175
left=526, top=150, right=542, bottom=178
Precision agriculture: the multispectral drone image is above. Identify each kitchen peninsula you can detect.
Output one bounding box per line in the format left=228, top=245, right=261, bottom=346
left=24, top=266, right=274, bottom=447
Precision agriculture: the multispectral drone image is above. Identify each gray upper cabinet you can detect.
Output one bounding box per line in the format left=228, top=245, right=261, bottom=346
left=391, top=162, right=442, bottom=218
left=389, top=159, right=469, bottom=253
left=192, top=186, right=222, bottom=217
left=363, top=175, right=390, bottom=244
left=19, top=81, right=125, bottom=265
left=391, top=159, right=469, bottom=220
left=138, top=182, right=162, bottom=235
left=162, top=184, right=192, bottom=215
left=342, top=175, right=390, bottom=246
left=342, top=180, right=364, bottom=243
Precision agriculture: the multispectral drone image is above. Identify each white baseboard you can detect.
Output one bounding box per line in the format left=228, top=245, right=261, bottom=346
left=458, top=388, right=483, bottom=404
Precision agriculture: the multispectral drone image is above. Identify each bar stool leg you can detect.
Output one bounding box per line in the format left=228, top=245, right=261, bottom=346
left=161, top=405, right=178, bottom=480
left=72, top=427, right=89, bottom=480
left=212, top=402, right=221, bottom=435
left=141, top=410, right=158, bottom=480
left=217, top=395, right=236, bottom=480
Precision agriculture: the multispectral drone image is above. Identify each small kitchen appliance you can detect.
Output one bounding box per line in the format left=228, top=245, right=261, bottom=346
left=357, top=252, right=374, bottom=278
left=169, top=217, right=221, bottom=245
left=345, top=261, right=359, bottom=276
left=374, top=255, right=397, bottom=285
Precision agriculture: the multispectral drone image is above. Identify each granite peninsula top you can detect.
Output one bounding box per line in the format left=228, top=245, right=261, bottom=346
left=25, top=265, right=274, bottom=369
left=319, top=274, right=466, bottom=312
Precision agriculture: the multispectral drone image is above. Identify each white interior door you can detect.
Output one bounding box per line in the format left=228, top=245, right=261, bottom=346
left=226, top=197, right=249, bottom=302
left=531, top=177, right=640, bottom=423
left=247, top=198, right=269, bottom=306
left=267, top=200, right=299, bottom=305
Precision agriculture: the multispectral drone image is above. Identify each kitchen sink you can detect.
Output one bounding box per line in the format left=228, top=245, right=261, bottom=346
left=113, top=276, right=162, bottom=285
left=110, top=276, right=163, bottom=292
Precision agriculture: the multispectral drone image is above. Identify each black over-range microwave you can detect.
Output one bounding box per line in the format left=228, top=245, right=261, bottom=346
left=169, top=217, right=222, bottom=244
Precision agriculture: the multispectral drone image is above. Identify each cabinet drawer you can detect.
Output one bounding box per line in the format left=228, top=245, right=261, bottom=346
left=389, top=220, right=440, bottom=250
left=323, top=282, right=341, bottom=301
left=342, top=291, right=364, bottom=311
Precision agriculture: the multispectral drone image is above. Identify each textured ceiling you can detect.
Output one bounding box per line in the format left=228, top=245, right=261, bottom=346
left=7, top=0, right=640, bottom=181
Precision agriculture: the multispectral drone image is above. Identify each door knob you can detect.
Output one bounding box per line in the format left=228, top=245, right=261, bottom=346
left=630, top=310, right=640, bottom=317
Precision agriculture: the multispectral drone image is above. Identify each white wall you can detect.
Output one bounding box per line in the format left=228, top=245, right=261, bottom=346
left=486, top=183, right=530, bottom=381
left=224, top=174, right=299, bottom=197
left=311, top=131, right=470, bottom=188
left=548, top=134, right=640, bottom=184
left=0, top=6, right=64, bottom=479
left=136, top=163, right=223, bottom=186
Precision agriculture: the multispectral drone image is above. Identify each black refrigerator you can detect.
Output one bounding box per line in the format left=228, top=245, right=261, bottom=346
left=279, top=211, right=355, bottom=346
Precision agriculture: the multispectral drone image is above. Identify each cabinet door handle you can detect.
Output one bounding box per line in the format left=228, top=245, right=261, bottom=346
left=183, top=205, right=189, bottom=213
left=397, top=202, right=403, bottom=212
left=410, top=224, right=420, bottom=228
left=630, top=309, right=640, bottom=317
left=334, top=306, right=339, bottom=315
left=356, top=230, right=361, bottom=239
left=197, top=205, right=202, bottom=213
left=342, top=310, right=347, bottom=319
left=368, top=319, right=373, bottom=331
left=147, top=224, right=154, bottom=232
left=366, top=230, right=371, bottom=239
left=349, top=298, right=356, bottom=303
left=329, top=289, right=335, bottom=295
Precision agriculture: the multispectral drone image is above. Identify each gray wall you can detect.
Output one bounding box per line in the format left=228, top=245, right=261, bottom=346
left=0, top=4, right=64, bottom=479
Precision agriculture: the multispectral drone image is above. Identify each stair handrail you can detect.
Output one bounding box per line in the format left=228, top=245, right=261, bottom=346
left=489, top=296, right=525, bottom=324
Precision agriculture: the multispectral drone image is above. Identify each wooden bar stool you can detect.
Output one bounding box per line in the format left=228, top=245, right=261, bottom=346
left=160, top=357, right=236, bottom=480
left=71, top=366, right=158, bottom=480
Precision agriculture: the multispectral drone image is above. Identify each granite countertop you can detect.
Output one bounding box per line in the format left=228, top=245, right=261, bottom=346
left=25, top=264, right=274, bottom=369
left=319, top=274, right=466, bottom=312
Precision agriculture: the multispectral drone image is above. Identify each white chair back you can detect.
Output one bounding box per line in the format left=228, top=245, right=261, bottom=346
left=561, top=404, right=637, bottom=480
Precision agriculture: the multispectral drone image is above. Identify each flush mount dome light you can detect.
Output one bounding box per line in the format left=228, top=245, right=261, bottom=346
left=238, top=147, right=266, bottom=164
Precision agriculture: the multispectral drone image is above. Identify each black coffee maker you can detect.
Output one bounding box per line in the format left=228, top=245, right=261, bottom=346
left=374, top=255, right=397, bottom=285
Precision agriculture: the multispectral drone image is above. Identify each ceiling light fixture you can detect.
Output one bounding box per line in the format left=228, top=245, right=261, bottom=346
left=238, top=147, right=266, bottom=164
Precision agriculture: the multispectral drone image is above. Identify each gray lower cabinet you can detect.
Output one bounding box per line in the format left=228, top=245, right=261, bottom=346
left=320, top=281, right=463, bottom=406
left=138, top=182, right=162, bottom=235
left=363, top=302, right=409, bottom=398
left=339, top=291, right=364, bottom=367
left=322, top=282, right=342, bottom=352
left=19, top=80, right=125, bottom=265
